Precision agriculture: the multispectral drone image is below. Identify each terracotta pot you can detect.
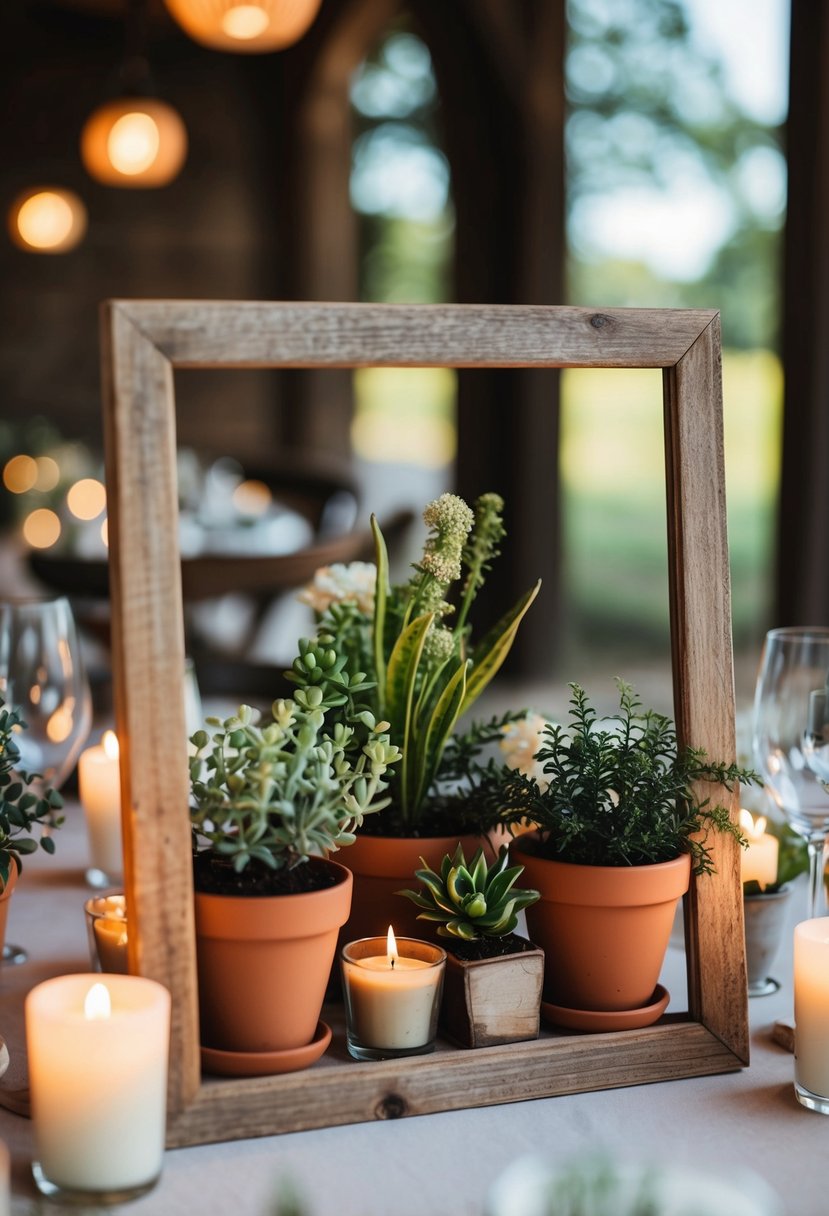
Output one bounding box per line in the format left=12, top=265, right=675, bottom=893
left=0, top=862, right=18, bottom=959
left=441, top=939, right=544, bottom=1049
left=512, top=832, right=691, bottom=1012
left=194, top=857, right=352, bottom=1054
left=338, top=832, right=486, bottom=943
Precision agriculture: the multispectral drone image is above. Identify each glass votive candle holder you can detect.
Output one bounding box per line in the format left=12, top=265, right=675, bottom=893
left=84, top=894, right=129, bottom=975
left=341, top=935, right=446, bottom=1061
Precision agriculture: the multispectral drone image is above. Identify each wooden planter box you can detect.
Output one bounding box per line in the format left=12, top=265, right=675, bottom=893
left=101, top=300, right=748, bottom=1147
left=441, top=943, right=544, bottom=1049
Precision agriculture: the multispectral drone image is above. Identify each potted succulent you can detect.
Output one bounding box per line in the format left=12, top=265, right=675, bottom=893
left=294, top=491, right=540, bottom=941
left=189, top=667, right=400, bottom=1074
left=495, top=681, right=752, bottom=1031
left=0, top=696, right=63, bottom=955
left=398, top=843, right=543, bottom=1048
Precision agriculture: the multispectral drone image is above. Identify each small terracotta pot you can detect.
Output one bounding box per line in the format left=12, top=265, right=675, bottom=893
left=194, top=857, right=352, bottom=1054
left=512, top=833, right=691, bottom=1012
left=441, top=939, right=544, bottom=1048
left=339, top=832, right=486, bottom=943
left=0, top=862, right=18, bottom=960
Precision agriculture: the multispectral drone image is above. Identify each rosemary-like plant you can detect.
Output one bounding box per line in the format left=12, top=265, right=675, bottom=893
left=498, top=681, right=754, bottom=875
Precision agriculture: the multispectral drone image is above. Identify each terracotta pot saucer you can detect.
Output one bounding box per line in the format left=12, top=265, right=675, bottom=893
left=541, top=984, right=670, bottom=1034
left=200, top=1020, right=332, bottom=1077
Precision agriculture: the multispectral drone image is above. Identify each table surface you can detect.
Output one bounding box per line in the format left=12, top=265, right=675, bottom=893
left=0, top=806, right=824, bottom=1216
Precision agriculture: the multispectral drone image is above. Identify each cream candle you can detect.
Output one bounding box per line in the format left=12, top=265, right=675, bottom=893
left=341, top=928, right=445, bottom=1060
left=739, top=810, right=779, bottom=890
left=78, top=731, right=123, bottom=880
left=26, top=974, right=170, bottom=1201
left=794, top=918, right=829, bottom=1113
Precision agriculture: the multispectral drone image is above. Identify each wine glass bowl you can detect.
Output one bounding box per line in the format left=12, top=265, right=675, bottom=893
left=753, top=627, right=829, bottom=917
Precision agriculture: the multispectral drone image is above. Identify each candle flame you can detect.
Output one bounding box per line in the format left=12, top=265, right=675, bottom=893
left=84, top=982, right=112, bottom=1020
left=739, top=809, right=767, bottom=840
left=386, top=925, right=398, bottom=965
left=103, top=731, right=119, bottom=760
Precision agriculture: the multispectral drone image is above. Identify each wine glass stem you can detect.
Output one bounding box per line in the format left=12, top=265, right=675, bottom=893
left=806, top=835, right=828, bottom=919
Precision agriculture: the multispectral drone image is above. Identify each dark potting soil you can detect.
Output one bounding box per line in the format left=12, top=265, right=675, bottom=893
left=449, top=933, right=536, bottom=961
left=192, top=851, right=338, bottom=897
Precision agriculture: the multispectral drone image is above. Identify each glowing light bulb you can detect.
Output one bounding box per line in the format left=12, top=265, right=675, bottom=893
left=107, top=112, right=161, bottom=175
left=221, top=4, right=269, bottom=38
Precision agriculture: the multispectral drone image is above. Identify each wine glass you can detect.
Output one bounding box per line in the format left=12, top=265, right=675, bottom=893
left=0, top=595, right=92, bottom=960
left=753, top=628, right=829, bottom=918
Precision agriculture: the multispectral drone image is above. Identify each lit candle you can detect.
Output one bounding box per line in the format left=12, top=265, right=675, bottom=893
left=78, top=731, right=122, bottom=879
left=341, top=927, right=445, bottom=1060
left=739, top=810, right=779, bottom=890
left=794, top=918, right=829, bottom=1112
left=25, top=974, right=170, bottom=1201
left=84, top=894, right=129, bottom=974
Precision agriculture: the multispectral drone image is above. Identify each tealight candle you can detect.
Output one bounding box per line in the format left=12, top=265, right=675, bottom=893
left=341, top=927, right=446, bottom=1061
left=78, top=731, right=123, bottom=882
left=25, top=974, right=170, bottom=1202
left=739, top=810, right=779, bottom=890
left=794, top=918, right=829, bottom=1113
left=84, top=894, right=129, bottom=974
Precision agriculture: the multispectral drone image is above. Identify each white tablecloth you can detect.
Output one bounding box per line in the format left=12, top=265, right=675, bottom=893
left=0, top=806, right=825, bottom=1216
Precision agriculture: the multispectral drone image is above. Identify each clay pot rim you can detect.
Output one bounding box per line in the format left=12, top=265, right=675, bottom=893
left=344, top=831, right=484, bottom=877
left=194, top=855, right=352, bottom=917
left=512, top=831, right=691, bottom=905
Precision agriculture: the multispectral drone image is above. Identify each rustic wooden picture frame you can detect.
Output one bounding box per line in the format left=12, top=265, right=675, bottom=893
left=100, top=301, right=748, bottom=1148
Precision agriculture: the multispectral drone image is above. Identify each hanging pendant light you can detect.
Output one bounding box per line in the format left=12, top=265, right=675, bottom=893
left=163, top=0, right=323, bottom=53
left=8, top=187, right=88, bottom=254
left=81, top=97, right=187, bottom=188
left=81, top=0, right=188, bottom=189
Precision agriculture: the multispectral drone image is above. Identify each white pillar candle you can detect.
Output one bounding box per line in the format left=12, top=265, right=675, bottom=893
left=26, top=974, right=170, bottom=1199
left=794, top=918, right=829, bottom=1108
left=739, top=810, right=779, bottom=890
left=78, top=731, right=122, bottom=878
left=342, top=928, right=445, bottom=1054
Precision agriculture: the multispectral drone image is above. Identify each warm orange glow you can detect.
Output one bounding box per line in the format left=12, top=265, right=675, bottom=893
left=22, top=508, right=61, bottom=549
left=81, top=98, right=187, bottom=188
left=100, top=517, right=109, bottom=548
left=103, top=730, right=120, bottom=760
left=232, top=479, right=271, bottom=516
left=739, top=808, right=767, bottom=841
left=163, top=0, right=322, bottom=52
left=386, top=925, right=398, bottom=962
left=67, top=478, right=106, bottom=521
left=222, top=4, right=270, bottom=38
left=84, top=982, right=112, bottom=1020
left=47, top=704, right=74, bottom=744
left=34, top=456, right=60, bottom=492
left=9, top=188, right=87, bottom=254
left=107, top=112, right=161, bottom=175
left=3, top=454, right=38, bottom=494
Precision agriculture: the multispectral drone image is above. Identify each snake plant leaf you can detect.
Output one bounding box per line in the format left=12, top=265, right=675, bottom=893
left=385, top=612, right=433, bottom=816
left=409, top=657, right=469, bottom=813
left=370, top=514, right=390, bottom=711
left=461, top=579, right=542, bottom=715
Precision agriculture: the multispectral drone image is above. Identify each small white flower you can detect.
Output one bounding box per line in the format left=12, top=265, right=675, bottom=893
left=500, top=712, right=551, bottom=792
left=298, top=562, right=376, bottom=615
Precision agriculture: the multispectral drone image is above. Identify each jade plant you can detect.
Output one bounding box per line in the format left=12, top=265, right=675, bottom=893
left=494, top=680, right=756, bottom=875
left=189, top=684, right=401, bottom=881
left=0, top=696, right=63, bottom=887
left=296, top=492, right=541, bottom=834
left=398, top=843, right=540, bottom=942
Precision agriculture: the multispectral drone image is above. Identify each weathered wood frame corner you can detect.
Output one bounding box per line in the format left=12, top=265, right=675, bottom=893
left=100, top=301, right=748, bottom=1149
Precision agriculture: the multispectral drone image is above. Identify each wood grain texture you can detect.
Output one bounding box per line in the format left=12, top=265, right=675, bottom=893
left=662, top=315, right=748, bottom=1064
left=109, top=301, right=716, bottom=369
left=100, top=302, right=201, bottom=1114
left=100, top=299, right=747, bottom=1144
left=166, top=1018, right=740, bottom=1148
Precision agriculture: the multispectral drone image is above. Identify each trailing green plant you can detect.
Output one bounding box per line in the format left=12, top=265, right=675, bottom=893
left=189, top=689, right=401, bottom=875
left=0, top=696, right=63, bottom=887
left=398, top=843, right=540, bottom=941
left=495, top=680, right=756, bottom=875
left=297, top=493, right=540, bottom=833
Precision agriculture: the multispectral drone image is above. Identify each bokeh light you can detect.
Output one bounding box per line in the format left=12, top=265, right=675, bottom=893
left=23, top=508, right=61, bottom=548
left=67, top=478, right=106, bottom=521
left=3, top=454, right=38, bottom=493
left=8, top=189, right=87, bottom=253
